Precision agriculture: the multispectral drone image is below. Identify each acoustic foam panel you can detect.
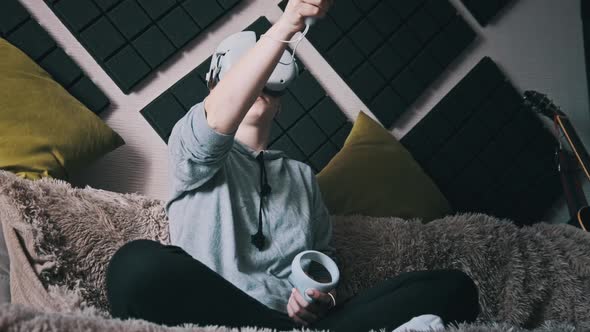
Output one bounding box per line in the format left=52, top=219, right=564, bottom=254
left=461, top=0, right=514, bottom=26
left=401, top=57, right=561, bottom=225
left=279, top=0, right=476, bottom=128
left=141, top=17, right=352, bottom=173
left=0, top=0, right=109, bottom=113
left=44, top=0, right=241, bottom=94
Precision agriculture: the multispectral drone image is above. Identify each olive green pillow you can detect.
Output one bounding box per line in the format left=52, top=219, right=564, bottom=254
left=0, top=38, right=124, bottom=180
left=317, top=112, right=451, bottom=222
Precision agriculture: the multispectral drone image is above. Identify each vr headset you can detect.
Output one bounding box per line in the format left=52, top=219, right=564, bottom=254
left=205, top=31, right=300, bottom=96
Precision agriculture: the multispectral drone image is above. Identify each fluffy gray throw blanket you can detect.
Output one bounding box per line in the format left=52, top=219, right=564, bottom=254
left=0, top=303, right=582, bottom=332
left=0, top=171, right=589, bottom=331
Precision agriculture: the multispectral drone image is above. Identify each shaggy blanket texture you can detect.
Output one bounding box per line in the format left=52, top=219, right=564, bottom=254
left=0, top=171, right=590, bottom=331
left=0, top=303, right=583, bottom=332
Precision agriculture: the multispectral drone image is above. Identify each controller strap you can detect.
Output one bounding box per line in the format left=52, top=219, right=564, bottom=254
left=260, top=22, right=311, bottom=65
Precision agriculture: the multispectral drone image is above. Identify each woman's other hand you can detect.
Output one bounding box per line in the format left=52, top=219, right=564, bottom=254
left=287, top=288, right=335, bottom=326
left=277, top=0, right=334, bottom=34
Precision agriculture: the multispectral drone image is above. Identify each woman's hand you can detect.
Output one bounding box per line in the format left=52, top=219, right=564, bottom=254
left=276, top=0, right=334, bottom=34
left=287, top=288, right=335, bottom=326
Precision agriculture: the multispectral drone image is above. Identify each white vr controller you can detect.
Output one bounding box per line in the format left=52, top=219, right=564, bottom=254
left=288, top=250, right=340, bottom=303
left=206, top=17, right=317, bottom=94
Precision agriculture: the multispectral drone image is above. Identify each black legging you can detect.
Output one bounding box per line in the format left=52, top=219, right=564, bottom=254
left=106, top=240, right=479, bottom=331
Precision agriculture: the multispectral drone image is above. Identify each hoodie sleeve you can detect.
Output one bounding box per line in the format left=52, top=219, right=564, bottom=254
left=167, top=102, right=235, bottom=198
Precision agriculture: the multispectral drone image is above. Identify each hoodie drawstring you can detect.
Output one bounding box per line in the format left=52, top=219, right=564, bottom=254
left=251, top=151, right=272, bottom=251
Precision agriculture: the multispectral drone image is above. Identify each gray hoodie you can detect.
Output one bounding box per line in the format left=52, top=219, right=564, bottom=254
left=165, top=102, right=335, bottom=313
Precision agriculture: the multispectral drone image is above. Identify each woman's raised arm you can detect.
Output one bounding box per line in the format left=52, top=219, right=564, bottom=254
left=203, top=0, right=331, bottom=135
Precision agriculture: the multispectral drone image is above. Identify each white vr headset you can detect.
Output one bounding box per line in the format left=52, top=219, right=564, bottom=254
left=206, top=31, right=300, bottom=95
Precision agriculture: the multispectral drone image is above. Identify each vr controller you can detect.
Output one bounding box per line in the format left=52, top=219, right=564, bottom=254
left=288, top=250, right=340, bottom=303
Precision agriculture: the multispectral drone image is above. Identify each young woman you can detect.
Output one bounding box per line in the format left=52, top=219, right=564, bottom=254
left=106, top=0, right=480, bottom=330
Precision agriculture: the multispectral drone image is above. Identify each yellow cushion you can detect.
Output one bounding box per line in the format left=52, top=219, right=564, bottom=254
left=0, top=38, right=124, bottom=180
left=317, top=112, right=451, bottom=221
